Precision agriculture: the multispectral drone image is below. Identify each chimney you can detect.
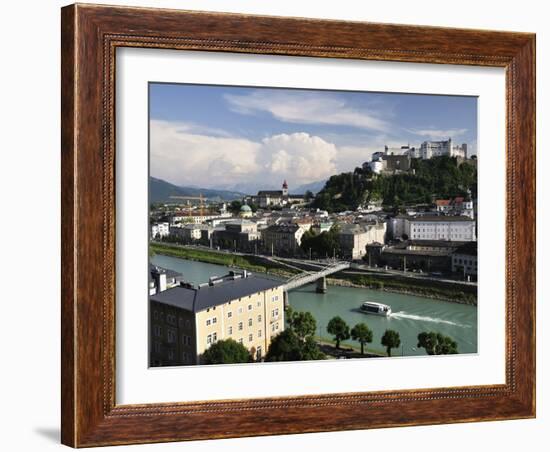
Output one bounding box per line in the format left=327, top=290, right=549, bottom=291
left=152, top=268, right=167, bottom=293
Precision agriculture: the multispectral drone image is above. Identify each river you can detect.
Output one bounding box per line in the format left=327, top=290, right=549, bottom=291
left=151, top=254, right=477, bottom=357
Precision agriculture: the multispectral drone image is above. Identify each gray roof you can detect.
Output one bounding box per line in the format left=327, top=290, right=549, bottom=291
left=265, top=223, right=300, bottom=233
left=150, top=273, right=284, bottom=313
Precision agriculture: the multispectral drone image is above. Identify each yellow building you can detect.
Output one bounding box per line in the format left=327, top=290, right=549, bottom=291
left=150, top=270, right=285, bottom=366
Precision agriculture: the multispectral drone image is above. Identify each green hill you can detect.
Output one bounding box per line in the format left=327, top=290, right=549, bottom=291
left=313, top=156, right=477, bottom=212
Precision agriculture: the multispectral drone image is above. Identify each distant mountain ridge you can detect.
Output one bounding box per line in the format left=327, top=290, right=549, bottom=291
left=150, top=177, right=245, bottom=203
left=291, top=179, right=326, bottom=195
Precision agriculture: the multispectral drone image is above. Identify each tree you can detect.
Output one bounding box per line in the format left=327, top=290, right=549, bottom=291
left=351, top=323, right=373, bottom=355
left=265, top=329, right=325, bottom=362
left=201, top=339, right=251, bottom=364
left=417, top=332, right=458, bottom=355
left=327, top=316, right=350, bottom=349
left=287, top=309, right=317, bottom=341
left=228, top=200, right=243, bottom=214
left=304, top=190, right=315, bottom=202
left=381, top=329, right=401, bottom=357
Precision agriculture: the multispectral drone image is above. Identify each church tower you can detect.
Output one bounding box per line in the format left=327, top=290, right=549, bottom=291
left=282, top=179, right=289, bottom=198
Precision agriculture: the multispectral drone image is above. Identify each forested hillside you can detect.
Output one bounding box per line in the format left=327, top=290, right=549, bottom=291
left=312, top=156, right=477, bottom=212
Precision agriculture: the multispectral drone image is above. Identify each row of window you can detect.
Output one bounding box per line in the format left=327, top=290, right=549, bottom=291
left=227, top=326, right=263, bottom=339
left=152, top=310, right=191, bottom=329
left=205, top=317, right=218, bottom=326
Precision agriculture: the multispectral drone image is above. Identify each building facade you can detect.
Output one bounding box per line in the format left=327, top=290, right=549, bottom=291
left=451, top=242, right=478, bottom=278
left=338, top=222, right=387, bottom=259
left=420, top=139, right=467, bottom=159
left=434, top=196, right=474, bottom=219
left=262, top=223, right=305, bottom=256
left=212, top=220, right=260, bottom=252
left=151, top=222, right=170, bottom=239
left=390, top=215, right=476, bottom=241
left=149, top=271, right=285, bottom=366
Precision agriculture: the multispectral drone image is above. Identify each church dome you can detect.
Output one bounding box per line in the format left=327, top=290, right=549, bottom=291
left=240, top=204, right=252, bottom=212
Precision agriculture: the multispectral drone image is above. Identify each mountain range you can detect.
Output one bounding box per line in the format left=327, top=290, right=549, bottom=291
left=149, top=177, right=246, bottom=203
left=150, top=176, right=327, bottom=203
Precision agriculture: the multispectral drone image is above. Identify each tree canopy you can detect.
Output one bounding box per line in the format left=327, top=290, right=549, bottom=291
left=300, top=225, right=341, bottom=258
left=265, top=329, right=325, bottom=362
left=201, top=339, right=251, bottom=364
left=312, top=156, right=477, bottom=212
left=327, top=316, right=351, bottom=349
left=286, top=307, right=317, bottom=341
left=265, top=308, right=324, bottom=362
left=417, top=331, right=459, bottom=355
left=381, top=329, right=401, bottom=357
left=351, top=323, right=373, bottom=355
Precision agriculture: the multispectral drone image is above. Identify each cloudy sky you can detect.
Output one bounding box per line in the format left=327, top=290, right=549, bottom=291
left=149, top=83, right=477, bottom=194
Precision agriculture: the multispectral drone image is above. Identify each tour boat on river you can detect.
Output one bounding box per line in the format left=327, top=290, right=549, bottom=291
left=360, top=301, right=392, bottom=317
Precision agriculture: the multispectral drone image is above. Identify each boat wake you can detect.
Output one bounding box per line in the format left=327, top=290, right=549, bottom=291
left=390, top=311, right=469, bottom=328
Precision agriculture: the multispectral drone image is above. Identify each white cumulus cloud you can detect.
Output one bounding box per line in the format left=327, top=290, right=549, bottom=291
left=150, top=121, right=349, bottom=192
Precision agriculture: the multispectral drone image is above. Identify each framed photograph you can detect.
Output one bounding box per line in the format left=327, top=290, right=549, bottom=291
left=61, top=3, right=536, bottom=447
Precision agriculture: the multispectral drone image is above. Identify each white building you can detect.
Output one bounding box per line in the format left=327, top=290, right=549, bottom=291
left=390, top=215, right=476, bottom=242
left=338, top=222, right=387, bottom=259
left=170, top=212, right=232, bottom=225
left=420, top=139, right=467, bottom=159
left=151, top=222, right=170, bottom=238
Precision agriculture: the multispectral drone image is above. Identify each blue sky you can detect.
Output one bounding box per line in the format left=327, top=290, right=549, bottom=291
left=149, top=83, right=477, bottom=193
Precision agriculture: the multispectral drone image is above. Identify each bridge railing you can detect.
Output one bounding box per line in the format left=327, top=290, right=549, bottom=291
left=282, top=261, right=350, bottom=290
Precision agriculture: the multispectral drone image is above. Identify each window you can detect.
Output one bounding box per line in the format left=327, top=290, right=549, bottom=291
left=153, top=310, right=159, bottom=320
left=238, top=338, right=243, bottom=344
left=258, top=330, right=262, bottom=338
left=238, top=322, right=243, bottom=331
left=206, top=334, right=212, bottom=345
left=167, top=349, right=175, bottom=360
left=248, top=304, right=252, bottom=311
left=228, top=326, right=233, bottom=335
left=248, top=318, right=253, bottom=327
left=206, top=319, right=211, bottom=326
left=249, top=334, right=253, bottom=342
left=212, top=317, right=217, bottom=324
left=154, top=325, right=162, bottom=337
left=154, top=341, right=161, bottom=353
left=167, top=329, right=177, bottom=343
left=227, top=311, right=232, bottom=318
left=212, top=332, right=217, bottom=342
left=257, top=301, right=261, bottom=307
left=257, top=314, right=262, bottom=322
left=238, top=307, right=243, bottom=314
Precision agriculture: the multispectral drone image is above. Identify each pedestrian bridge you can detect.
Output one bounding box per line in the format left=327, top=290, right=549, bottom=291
left=283, top=261, right=351, bottom=292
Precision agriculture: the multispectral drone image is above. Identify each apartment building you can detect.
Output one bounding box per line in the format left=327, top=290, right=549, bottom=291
left=149, top=270, right=285, bottom=366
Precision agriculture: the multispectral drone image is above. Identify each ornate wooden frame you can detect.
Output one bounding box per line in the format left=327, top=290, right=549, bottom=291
left=61, top=3, right=536, bottom=447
